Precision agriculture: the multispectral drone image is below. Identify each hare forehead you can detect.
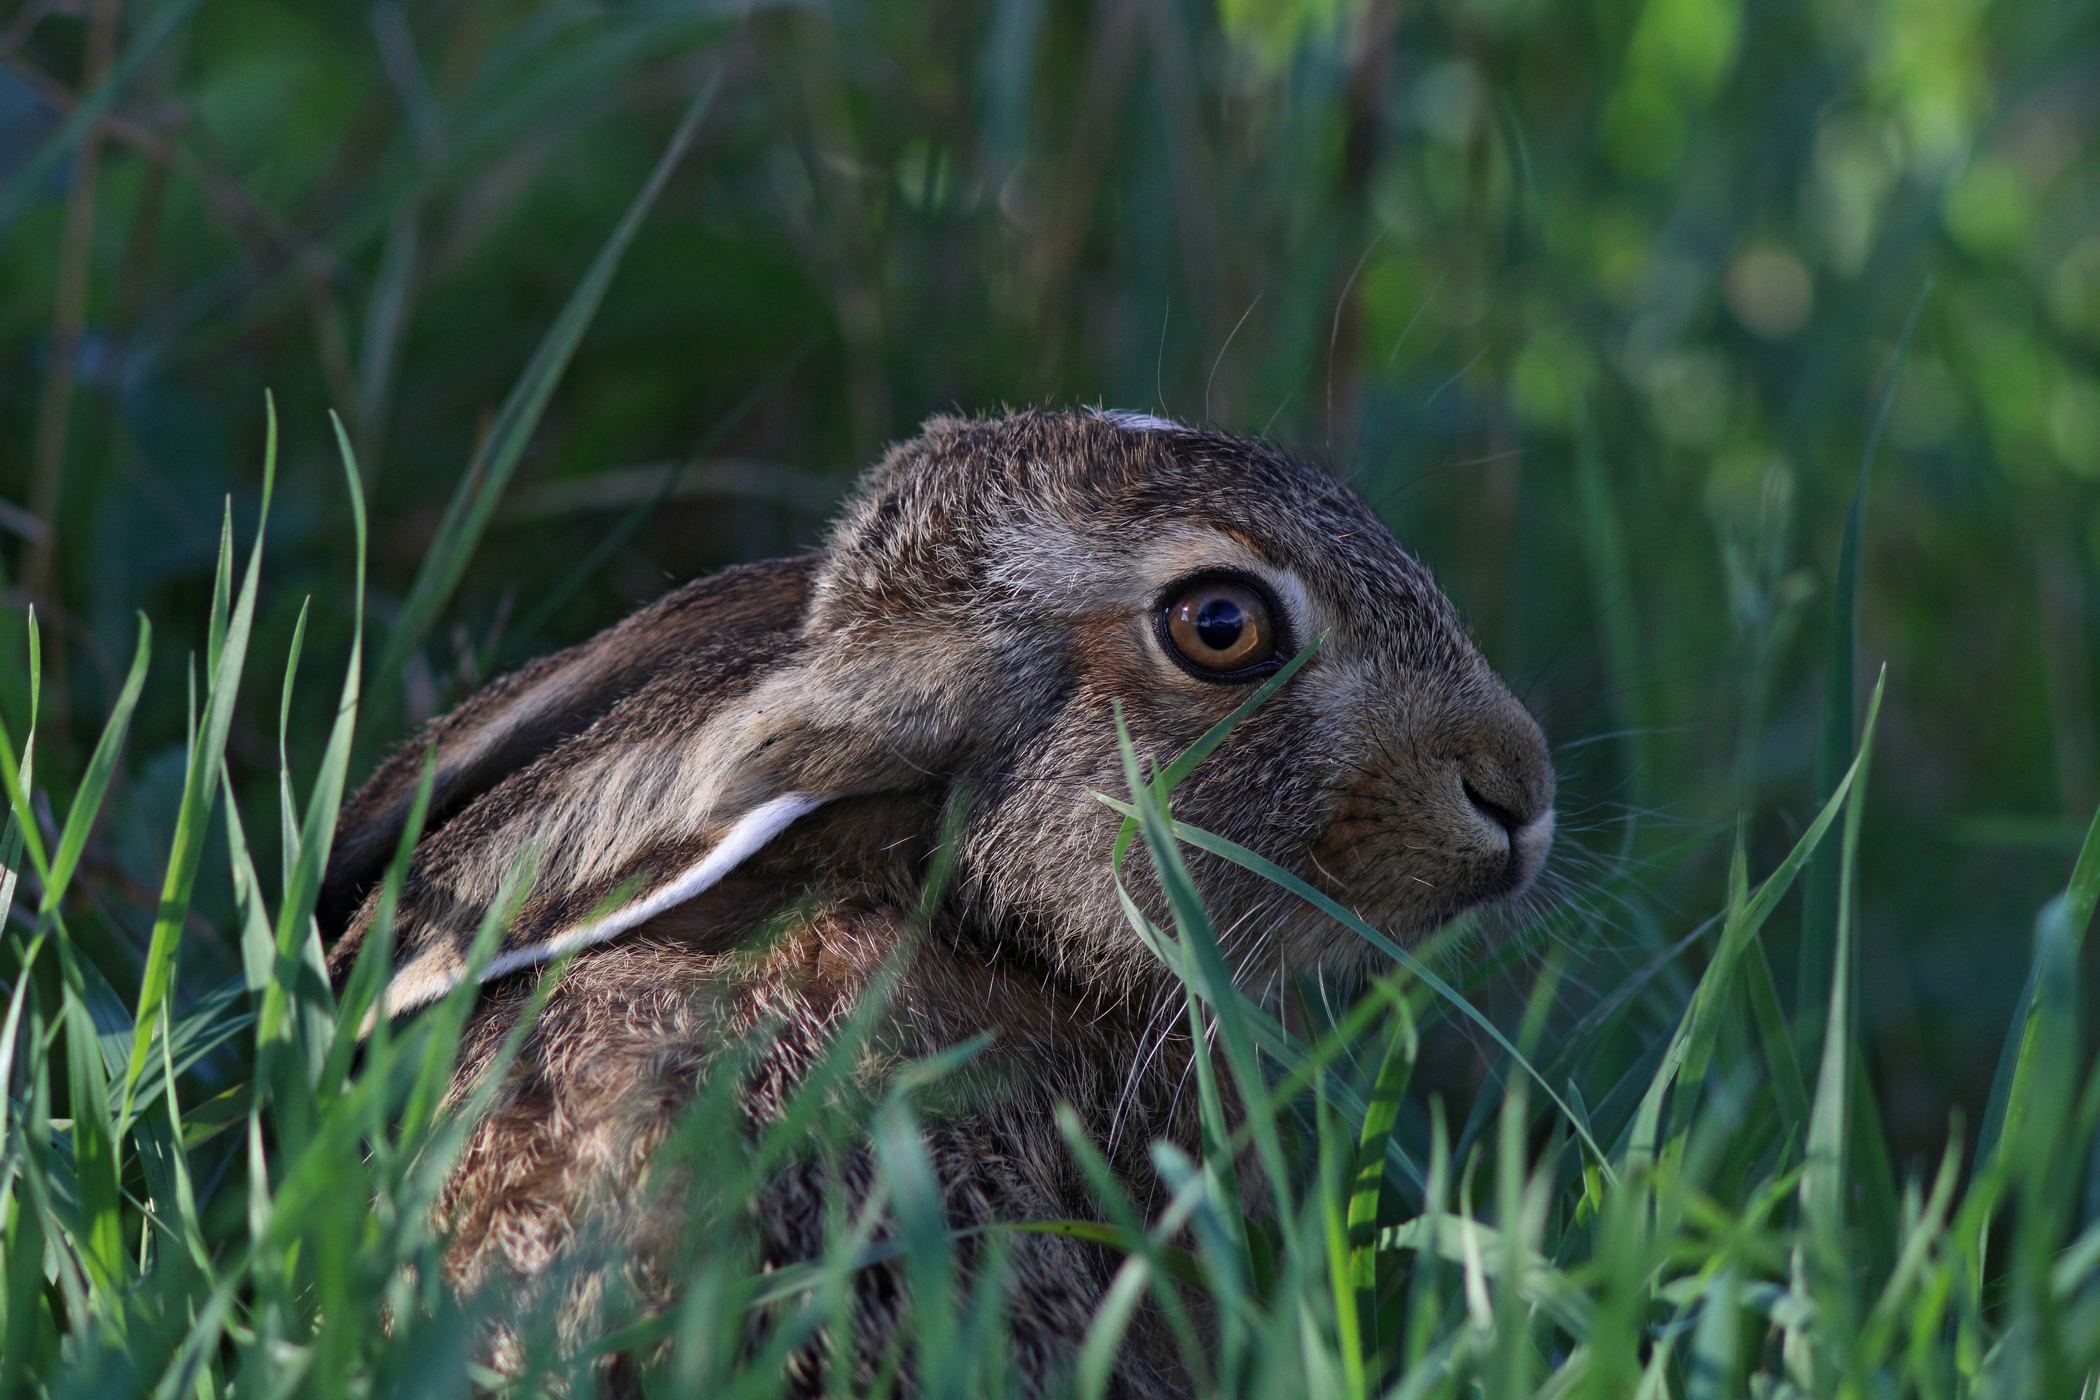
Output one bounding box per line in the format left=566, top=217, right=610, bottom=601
left=978, top=519, right=1427, bottom=670
left=983, top=520, right=1322, bottom=618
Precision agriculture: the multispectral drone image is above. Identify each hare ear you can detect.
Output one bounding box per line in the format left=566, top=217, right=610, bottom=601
left=320, top=558, right=818, bottom=937
left=344, top=568, right=984, bottom=1018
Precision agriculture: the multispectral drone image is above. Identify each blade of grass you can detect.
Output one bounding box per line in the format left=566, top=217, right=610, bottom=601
left=0, top=795, right=22, bottom=936
left=0, top=621, right=51, bottom=892
left=0, top=935, right=43, bottom=1131
left=1654, top=680, right=1889, bottom=1158
left=131, top=1013, right=213, bottom=1287
left=1349, top=994, right=1416, bottom=1286
left=369, top=72, right=723, bottom=722
left=1798, top=282, right=1929, bottom=1056
left=1863, top=1127, right=1961, bottom=1352
left=2004, top=884, right=2087, bottom=1394
left=1108, top=637, right=1321, bottom=871
left=1, top=1133, right=50, bottom=1397
left=276, top=598, right=311, bottom=887
left=124, top=394, right=279, bottom=1109
left=56, top=964, right=123, bottom=1295
left=40, top=615, right=149, bottom=914
left=1114, top=801, right=1608, bottom=1174
left=1800, top=666, right=1882, bottom=1382
left=1629, top=677, right=1886, bottom=1176
left=1744, top=936, right=1810, bottom=1135
left=1318, top=1086, right=1368, bottom=1400
left=323, top=753, right=435, bottom=1088
left=1109, top=715, right=1273, bottom=1226
left=1979, top=791, right=2100, bottom=1170
left=221, top=758, right=280, bottom=997
left=256, top=415, right=370, bottom=1099
left=205, top=507, right=232, bottom=681
left=1849, top=1049, right=1903, bottom=1293
left=3, top=996, right=58, bottom=1400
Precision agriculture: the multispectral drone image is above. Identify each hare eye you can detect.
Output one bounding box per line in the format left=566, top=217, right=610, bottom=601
left=1160, top=579, right=1279, bottom=680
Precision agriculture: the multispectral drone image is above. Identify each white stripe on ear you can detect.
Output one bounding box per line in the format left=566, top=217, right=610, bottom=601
left=379, top=790, right=827, bottom=1018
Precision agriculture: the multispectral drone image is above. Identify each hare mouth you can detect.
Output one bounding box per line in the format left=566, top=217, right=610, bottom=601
left=1474, top=806, right=1556, bottom=904
left=1305, top=793, right=1552, bottom=921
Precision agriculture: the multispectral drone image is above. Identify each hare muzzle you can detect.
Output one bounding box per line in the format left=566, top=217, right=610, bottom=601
left=1306, top=675, right=1555, bottom=941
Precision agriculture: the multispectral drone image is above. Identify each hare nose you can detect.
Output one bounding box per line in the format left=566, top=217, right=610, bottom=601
left=1459, top=748, right=1551, bottom=828
left=1462, top=778, right=1524, bottom=836
left=1457, top=741, right=1555, bottom=896
left=1455, top=708, right=1556, bottom=851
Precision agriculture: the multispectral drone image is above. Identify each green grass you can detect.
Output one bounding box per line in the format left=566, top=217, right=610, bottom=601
left=5, top=0, right=2100, bottom=1393
left=4, top=431, right=2100, bottom=1395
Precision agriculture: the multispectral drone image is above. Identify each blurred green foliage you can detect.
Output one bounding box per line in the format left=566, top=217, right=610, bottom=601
left=0, top=0, right=2095, bottom=1163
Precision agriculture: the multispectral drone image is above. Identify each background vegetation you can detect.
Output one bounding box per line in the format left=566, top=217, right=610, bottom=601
left=2, top=0, right=2099, bottom=1393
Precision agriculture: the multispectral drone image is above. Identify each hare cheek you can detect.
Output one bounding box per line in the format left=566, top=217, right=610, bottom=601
left=1067, top=609, right=1226, bottom=732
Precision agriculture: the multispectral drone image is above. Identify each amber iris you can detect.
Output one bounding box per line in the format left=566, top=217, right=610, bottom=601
left=1163, top=580, right=1276, bottom=674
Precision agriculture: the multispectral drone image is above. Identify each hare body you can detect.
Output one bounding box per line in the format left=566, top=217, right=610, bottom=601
left=326, top=411, right=1556, bottom=1395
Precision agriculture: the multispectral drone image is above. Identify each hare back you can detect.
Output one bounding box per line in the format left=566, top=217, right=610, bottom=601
left=439, top=878, right=1193, bottom=1397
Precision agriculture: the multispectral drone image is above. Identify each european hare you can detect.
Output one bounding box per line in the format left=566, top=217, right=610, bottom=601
left=322, top=409, right=1554, bottom=1394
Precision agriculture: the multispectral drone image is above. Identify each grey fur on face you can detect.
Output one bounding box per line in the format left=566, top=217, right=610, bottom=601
left=323, top=409, right=1554, bottom=1395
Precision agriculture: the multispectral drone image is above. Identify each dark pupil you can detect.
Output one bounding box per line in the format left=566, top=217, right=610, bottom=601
left=1193, top=597, right=1244, bottom=652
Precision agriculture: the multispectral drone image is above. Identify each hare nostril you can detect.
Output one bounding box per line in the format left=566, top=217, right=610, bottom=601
left=1462, top=779, right=1522, bottom=836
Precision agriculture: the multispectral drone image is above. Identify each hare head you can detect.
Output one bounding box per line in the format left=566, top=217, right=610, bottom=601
left=324, top=409, right=1553, bottom=1019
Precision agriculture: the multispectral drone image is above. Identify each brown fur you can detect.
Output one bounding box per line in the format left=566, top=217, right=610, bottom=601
left=325, top=410, right=1556, bottom=1395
